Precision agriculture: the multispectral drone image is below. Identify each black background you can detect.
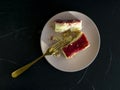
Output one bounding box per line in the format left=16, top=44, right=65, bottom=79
left=0, top=0, right=120, bottom=90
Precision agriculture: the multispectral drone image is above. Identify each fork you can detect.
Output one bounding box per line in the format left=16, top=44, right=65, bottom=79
left=11, top=40, right=68, bottom=78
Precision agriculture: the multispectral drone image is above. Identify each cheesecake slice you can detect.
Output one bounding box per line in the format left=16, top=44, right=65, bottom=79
left=54, top=19, right=82, bottom=32
left=62, top=32, right=90, bottom=59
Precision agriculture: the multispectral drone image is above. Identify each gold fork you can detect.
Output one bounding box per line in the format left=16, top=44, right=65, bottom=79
left=11, top=40, right=69, bottom=78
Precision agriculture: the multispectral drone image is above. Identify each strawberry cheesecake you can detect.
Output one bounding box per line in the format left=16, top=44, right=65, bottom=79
left=54, top=19, right=82, bottom=32
left=53, top=19, right=90, bottom=59
left=62, top=32, right=90, bottom=59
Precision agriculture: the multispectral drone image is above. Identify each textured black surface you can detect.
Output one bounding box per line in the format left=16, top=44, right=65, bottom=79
left=0, top=0, right=120, bottom=90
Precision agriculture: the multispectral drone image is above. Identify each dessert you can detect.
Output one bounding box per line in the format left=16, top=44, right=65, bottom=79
left=62, top=32, right=90, bottom=59
left=53, top=19, right=90, bottom=59
left=54, top=19, right=82, bottom=32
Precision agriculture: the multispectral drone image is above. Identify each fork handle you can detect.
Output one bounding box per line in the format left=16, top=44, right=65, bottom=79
left=11, top=54, right=45, bottom=78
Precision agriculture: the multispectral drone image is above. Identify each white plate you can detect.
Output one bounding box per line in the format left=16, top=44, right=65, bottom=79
left=40, top=11, right=100, bottom=72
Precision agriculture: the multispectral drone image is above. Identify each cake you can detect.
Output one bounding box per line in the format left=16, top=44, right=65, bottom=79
left=62, top=32, right=90, bottom=59
left=53, top=19, right=90, bottom=59
left=54, top=19, right=82, bottom=32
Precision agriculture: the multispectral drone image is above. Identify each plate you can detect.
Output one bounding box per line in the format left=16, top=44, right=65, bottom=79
left=40, top=11, right=100, bottom=72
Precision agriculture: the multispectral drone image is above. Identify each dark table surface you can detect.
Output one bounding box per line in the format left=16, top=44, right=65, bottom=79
left=0, top=0, right=120, bottom=90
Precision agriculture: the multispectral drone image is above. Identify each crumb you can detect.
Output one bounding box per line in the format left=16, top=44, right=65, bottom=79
left=50, top=35, right=54, bottom=40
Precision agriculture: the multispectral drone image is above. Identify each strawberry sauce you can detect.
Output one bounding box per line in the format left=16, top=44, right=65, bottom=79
left=62, top=33, right=89, bottom=58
